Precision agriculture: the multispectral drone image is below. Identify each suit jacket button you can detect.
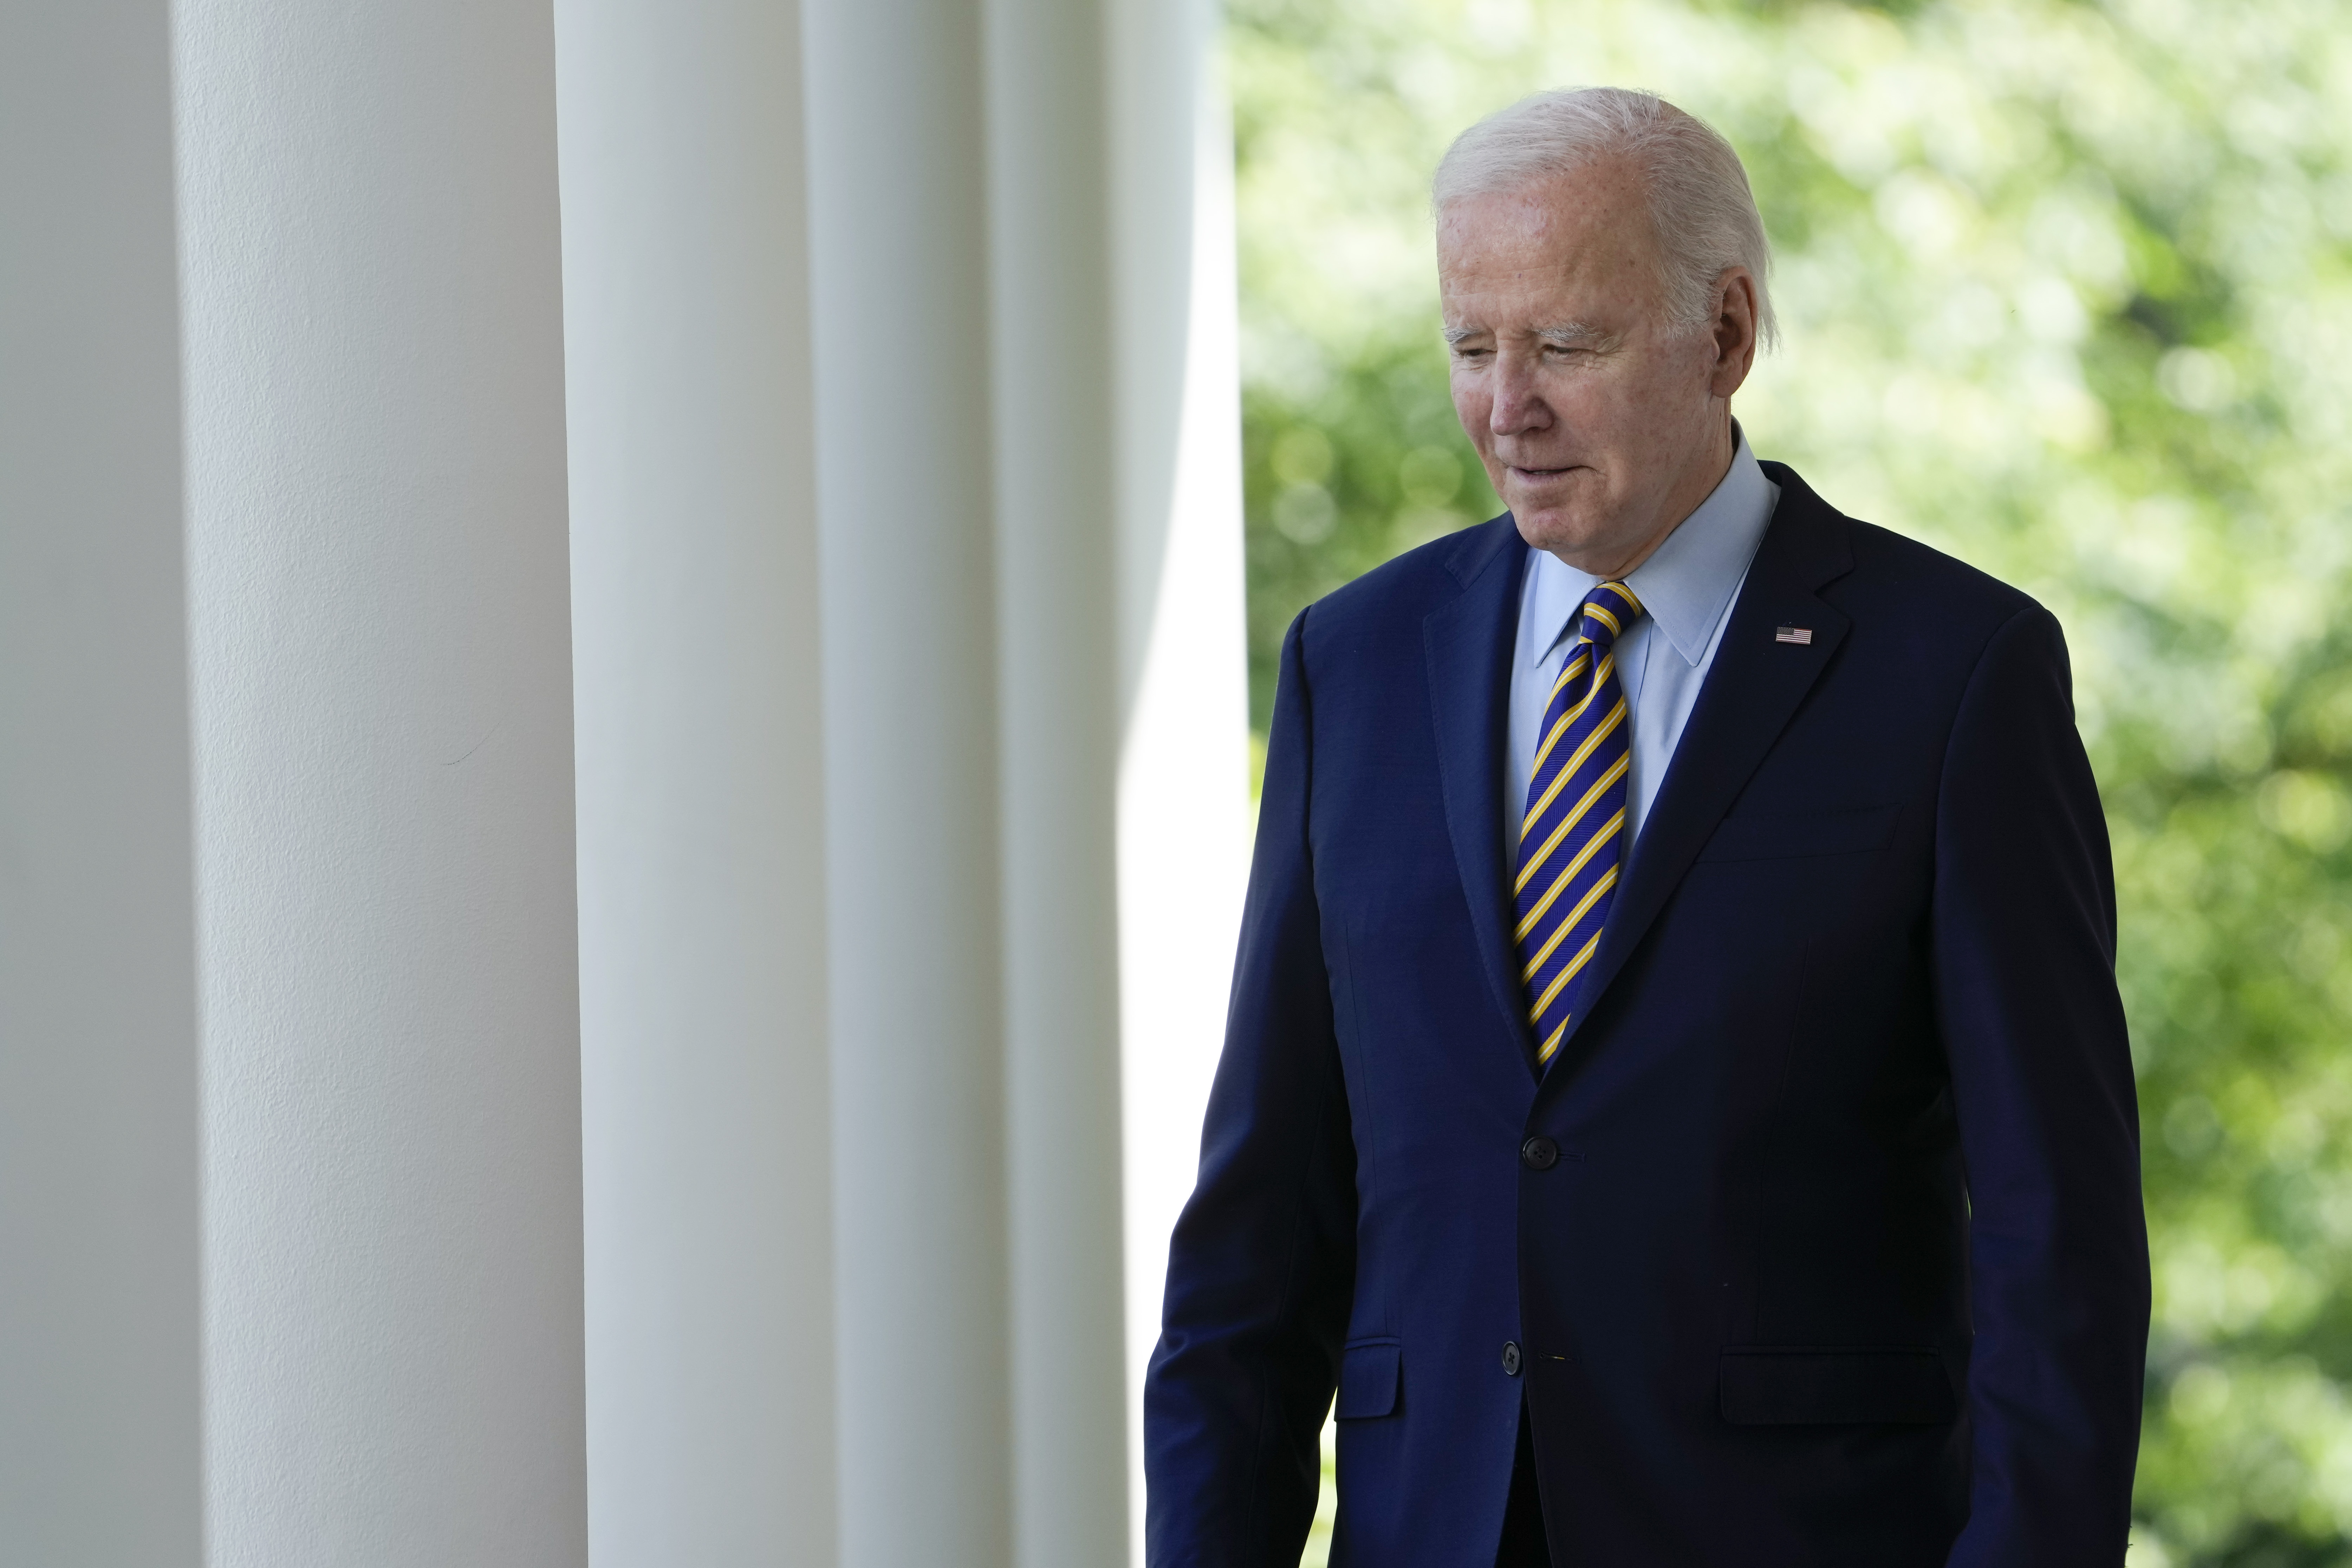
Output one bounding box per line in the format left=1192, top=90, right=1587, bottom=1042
left=1521, top=1136, right=1559, bottom=1170
left=1502, top=1341, right=1523, bottom=1377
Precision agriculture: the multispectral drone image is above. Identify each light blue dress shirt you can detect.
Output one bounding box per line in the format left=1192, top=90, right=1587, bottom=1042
left=1506, top=431, right=1780, bottom=856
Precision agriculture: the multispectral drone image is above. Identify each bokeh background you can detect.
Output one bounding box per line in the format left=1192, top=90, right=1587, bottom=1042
left=1225, top=1, right=2352, bottom=1562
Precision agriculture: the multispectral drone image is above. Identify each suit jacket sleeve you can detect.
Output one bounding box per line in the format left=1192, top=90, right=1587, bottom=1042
left=1935, top=603, right=2150, bottom=1566
left=1144, top=607, right=1359, bottom=1568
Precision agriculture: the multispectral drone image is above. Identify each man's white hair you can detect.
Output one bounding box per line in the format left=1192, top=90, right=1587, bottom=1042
left=1434, top=86, right=1778, bottom=347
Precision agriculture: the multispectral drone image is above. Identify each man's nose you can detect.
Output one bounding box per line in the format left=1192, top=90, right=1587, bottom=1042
left=1488, top=352, right=1548, bottom=436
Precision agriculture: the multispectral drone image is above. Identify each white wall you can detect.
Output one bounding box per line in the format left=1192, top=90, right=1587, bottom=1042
left=557, top=0, right=839, bottom=1562
left=175, top=0, right=587, bottom=1560
left=0, top=2, right=202, bottom=1560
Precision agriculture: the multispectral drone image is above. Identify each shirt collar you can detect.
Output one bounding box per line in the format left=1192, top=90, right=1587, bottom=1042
left=1525, top=427, right=1779, bottom=670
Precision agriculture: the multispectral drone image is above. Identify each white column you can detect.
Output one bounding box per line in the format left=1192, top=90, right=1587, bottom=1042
left=1110, top=1, right=1256, bottom=1559
left=563, top=2, right=1216, bottom=1559
left=555, top=1, right=838, bottom=1563
left=0, top=3, right=202, bottom=1561
left=174, top=1, right=587, bottom=1561
left=984, top=2, right=1132, bottom=1566
left=801, top=4, right=1014, bottom=1566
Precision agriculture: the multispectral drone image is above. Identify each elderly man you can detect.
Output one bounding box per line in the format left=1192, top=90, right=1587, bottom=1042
left=1144, top=88, right=2148, bottom=1567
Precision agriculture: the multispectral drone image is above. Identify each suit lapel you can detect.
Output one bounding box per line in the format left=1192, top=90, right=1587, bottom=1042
left=1424, top=520, right=1540, bottom=1076
left=1542, top=464, right=1857, bottom=1078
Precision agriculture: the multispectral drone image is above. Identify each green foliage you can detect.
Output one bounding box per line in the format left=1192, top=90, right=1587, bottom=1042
left=1230, top=0, right=2352, bottom=1562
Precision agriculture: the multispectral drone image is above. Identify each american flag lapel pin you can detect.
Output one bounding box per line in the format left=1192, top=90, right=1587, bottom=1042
left=1775, top=625, right=1813, bottom=645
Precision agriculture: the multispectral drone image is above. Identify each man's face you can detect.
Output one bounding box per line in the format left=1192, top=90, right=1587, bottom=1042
left=1438, top=158, right=1749, bottom=577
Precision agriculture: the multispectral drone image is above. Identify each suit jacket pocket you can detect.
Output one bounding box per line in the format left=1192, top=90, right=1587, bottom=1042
left=1696, top=805, right=1901, bottom=864
left=1718, top=1347, right=1954, bottom=1425
left=1336, top=1339, right=1401, bottom=1420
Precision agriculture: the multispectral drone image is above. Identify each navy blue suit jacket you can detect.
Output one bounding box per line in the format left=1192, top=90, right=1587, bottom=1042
left=1145, top=464, right=2149, bottom=1566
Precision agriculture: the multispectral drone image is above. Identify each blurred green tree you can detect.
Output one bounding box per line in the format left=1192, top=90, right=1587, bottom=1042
left=1229, top=1, right=2352, bottom=1563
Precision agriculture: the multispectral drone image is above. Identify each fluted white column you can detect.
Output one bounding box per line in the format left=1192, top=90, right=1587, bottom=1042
left=175, top=1, right=587, bottom=1560
left=802, top=4, right=1015, bottom=1566
left=18, top=0, right=1234, bottom=1559
left=1110, top=1, right=1256, bottom=1559
left=984, top=2, right=1133, bottom=1565
left=0, top=2, right=202, bottom=1560
left=556, top=1, right=838, bottom=1563
left=554, top=1, right=1234, bottom=1560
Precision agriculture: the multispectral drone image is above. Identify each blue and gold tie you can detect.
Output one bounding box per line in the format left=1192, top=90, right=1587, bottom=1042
left=1515, top=581, right=1643, bottom=1068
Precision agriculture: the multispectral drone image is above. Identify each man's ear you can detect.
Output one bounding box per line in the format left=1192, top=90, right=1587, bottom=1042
left=1709, top=267, right=1759, bottom=399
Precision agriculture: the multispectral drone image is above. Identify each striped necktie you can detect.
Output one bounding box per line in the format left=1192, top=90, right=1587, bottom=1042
left=1515, top=580, right=1643, bottom=1068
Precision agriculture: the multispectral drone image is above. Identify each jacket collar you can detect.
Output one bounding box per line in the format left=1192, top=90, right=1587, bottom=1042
left=1424, top=517, right=1540, bottom=1073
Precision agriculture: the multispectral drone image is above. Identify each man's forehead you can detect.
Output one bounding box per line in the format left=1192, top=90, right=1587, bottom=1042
left=1437, top=172, right=1658, bottom=318
left=1439, top=160, right=1645, bottom=243
left=1437, top=239, right=1636, bottom=320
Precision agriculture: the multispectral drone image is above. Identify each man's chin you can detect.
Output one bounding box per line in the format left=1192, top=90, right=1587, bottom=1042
left=1509, top=504, right=1612, bottom=560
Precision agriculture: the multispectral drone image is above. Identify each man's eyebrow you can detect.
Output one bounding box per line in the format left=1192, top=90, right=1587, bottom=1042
left=1441, top=322, right=1616, bottom=347
left=1537, top=321, right=1612, bottom=346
